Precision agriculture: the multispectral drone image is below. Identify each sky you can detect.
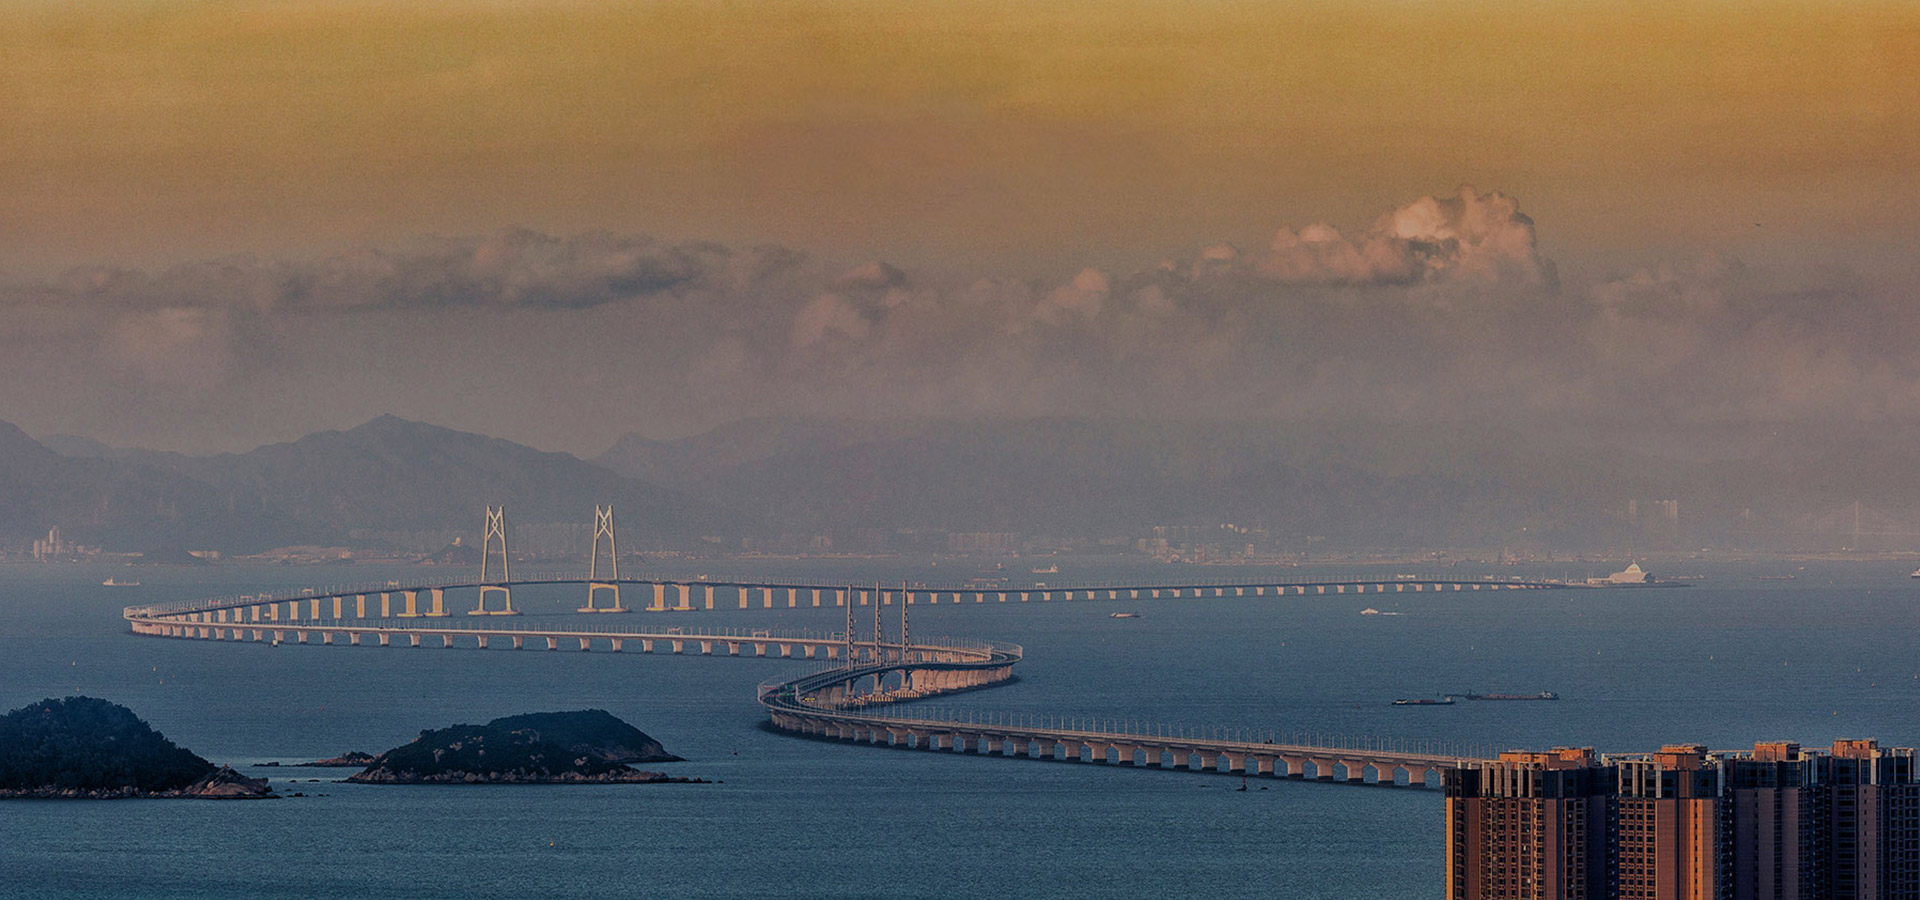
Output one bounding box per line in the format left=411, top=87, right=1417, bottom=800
left=1, top=1, right=1916, bottom=454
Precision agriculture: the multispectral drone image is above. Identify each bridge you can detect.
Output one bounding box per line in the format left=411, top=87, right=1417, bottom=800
left=123, top=509, right=1567, bottom=788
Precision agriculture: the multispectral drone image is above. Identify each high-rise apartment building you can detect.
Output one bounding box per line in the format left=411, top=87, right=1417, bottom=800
left=1446, top=740, right=1920, bottom=900
left=1445, top=748, right=1615, bottom=899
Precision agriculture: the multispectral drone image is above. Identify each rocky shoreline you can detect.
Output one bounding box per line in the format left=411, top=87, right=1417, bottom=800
left=346, top=769, right=708, bottom=785
left=0, top=766, right=274, bottom=800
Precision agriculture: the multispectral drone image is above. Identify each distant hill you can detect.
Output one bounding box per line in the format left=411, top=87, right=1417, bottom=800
left=593, top=417, right=1643, bottom=547
left=15, top=416, right=724, bottom=553
left=593, top=416, right=1920, bottom=551
left=0, top=697, right=213, bottom=795
left=0, top=421, right=303, bottom=552
left=346, top=709, right=686, bottom=784
left=149, top=415, right=723, bottom=542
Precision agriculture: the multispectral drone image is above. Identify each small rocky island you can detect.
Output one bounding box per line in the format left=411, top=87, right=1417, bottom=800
left=346, top=710, right=704, bottom=785
left=305, top=751, right=377, bottom=767
left=0, top=697, right=273, bottom=799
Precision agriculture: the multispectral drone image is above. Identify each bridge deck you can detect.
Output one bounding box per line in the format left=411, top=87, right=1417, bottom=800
left=127, top=574, right=1512, bottom=788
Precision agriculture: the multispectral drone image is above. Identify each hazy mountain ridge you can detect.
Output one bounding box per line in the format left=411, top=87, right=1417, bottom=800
left=0, top=421, right=304, bottom=552
left=9, top=416, right=722, bottom=553
left=594, top=417, right=1920, bottom=550
left=594, top=418, right=1659, bottom=547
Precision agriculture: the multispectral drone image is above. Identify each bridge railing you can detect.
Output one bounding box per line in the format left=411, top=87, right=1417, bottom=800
left=766, top=696, right=1497, bottom=763
left=127, top=570, right=1573, bottom=621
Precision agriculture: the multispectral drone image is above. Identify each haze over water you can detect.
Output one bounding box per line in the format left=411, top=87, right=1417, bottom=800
left=5, top=559, right=1918, bottom=899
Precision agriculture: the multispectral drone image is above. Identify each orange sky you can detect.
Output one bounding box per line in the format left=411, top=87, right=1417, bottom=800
left=2, top=0, right=1915, bottom=277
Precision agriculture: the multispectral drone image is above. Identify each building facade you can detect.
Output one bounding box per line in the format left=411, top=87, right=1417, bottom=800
left=1446, top=740, right=1920, bottom=900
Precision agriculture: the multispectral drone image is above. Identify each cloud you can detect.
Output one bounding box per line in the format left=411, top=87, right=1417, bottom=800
left=1, top=189, right=1912, bottom=452
left=1252, top=186, right=1556, bottom=290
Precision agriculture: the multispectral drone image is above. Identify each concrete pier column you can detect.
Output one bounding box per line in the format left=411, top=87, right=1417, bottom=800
left=834, top=588, right=846, bottom=608
left=579, top=638, right=592, bottom=651
left=1224, top=753, right=1246, bottom=773
left=611, top=639, right=623, bottom=651
left=355, top=595, right=367, bottom=617
left=700, top=640, right=714, bottom=654
left=512, top=635, right=524, bottom=649
left=763, top=587, right=775, bottom=608
left=287, top=602, right=300, bottom=622
left=640, top=638, right=652, bottom=652
left=309, top=597, right=321, bottom=618
left=726, top=642, right=739, bottom=655
left=703, top=585, right=715, bottom=609
left=349, top=632, right=361, bottom=645
left=321, top=632, right=332, bottom=645
left=1251, top=755, right=1275, bottom=776
left=738, top=589, right=749, bottom=609
left=378, top=633, right=390, bottom=647
left=997, top=592, right=1007, bottom=603
left=429, top=588, right=447, bottom=616
left=675, top=585, right=691, bottom=611
left=652, top=584, right=666, bottom=610
left=787, top=588, right=797, bottom=608
left=400, top=591, right=419, bottom=617
left=779, top=644, right=792, bottom=657
left=1197, top=753, right=1218, bottom=771
left=546, top=637, right=559, bottom=650
left=379, top=593, right=391, bottom=617
left=810, top=589, right=821, bottom=607
left=1019, top=592, right=1029, bottom=603
left=408, top=633, right=421, bottom=648
left=331, top=597, right=342, bottom=618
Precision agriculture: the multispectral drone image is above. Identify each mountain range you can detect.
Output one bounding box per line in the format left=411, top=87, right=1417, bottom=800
left=9, top=414, right=1920, bottom=555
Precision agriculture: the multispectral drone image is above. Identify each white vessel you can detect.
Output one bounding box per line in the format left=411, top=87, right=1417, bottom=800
left=101, top=577, right=141, bottom=587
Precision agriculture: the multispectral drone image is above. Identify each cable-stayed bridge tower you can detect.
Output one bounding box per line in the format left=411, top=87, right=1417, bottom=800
left=472, top=506, right=518, bottom=616
left=581, top=505, right=627, bottom=613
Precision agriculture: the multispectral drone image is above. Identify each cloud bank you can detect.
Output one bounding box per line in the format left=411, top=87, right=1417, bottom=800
left=1, top=188, right=1910, bottom=453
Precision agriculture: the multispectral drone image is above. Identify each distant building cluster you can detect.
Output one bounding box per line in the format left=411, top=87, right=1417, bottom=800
left=1444, top=740, right=1920, bottom=899
left=29, top=526, right=94, bottom=561
left=947, top=531, right=1018, bottom=554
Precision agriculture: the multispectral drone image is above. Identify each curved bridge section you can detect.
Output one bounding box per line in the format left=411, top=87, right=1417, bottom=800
left=125, top=572, right=1515, bottom=788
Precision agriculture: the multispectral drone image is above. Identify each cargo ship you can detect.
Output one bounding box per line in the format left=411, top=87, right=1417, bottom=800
left=1392, top=697, right=1456, bottom=706
left=1463, top=691, right=1558, bottom=701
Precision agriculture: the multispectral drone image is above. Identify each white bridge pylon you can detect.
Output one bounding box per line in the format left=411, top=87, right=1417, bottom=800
left=581, top=505, right=627, bottom=613
left=472, top=506, right=519, bottom=616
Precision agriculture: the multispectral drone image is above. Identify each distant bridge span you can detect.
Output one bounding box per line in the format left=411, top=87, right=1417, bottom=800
left=125, top=570, right=1558, bottom=787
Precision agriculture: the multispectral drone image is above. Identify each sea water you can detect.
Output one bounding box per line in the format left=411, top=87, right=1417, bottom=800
left=3, top=559, right=1918, bottom=899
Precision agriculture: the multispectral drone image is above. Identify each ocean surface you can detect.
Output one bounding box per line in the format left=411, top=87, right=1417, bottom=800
left=4, top=558, right=1919, bottom=899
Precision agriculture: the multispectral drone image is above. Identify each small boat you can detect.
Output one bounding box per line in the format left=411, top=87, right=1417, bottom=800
left=1360, top=607, right=1381, bottom=615
left=101, top=578, right=141, bottom=587
left=1031, top=565, right=1059, bottom=574
left=1910, top=567, right=1920, bottom=579
left=1393, top=697, right=1455, bottom=706
left=1109, top=612, right=1140, bottom=619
